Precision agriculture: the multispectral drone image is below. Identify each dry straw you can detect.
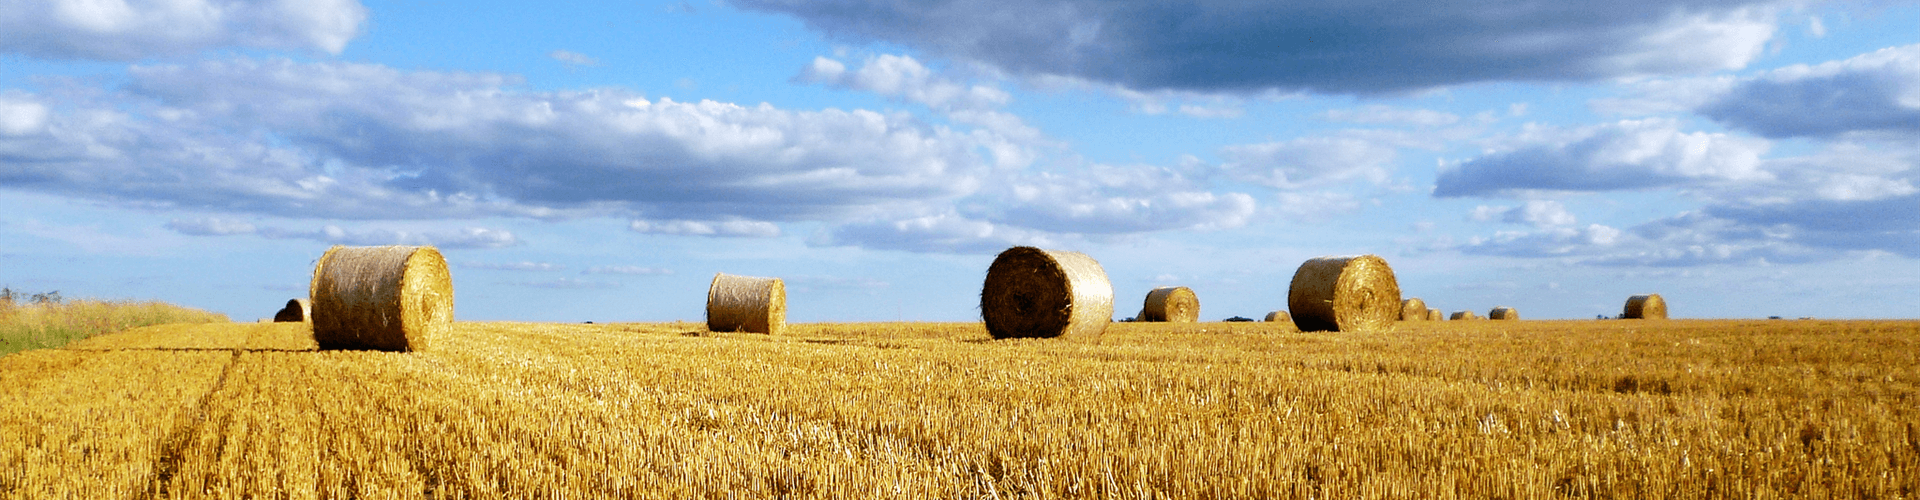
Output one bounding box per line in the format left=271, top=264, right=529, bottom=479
left=272, top=298, right=310, bottom=323
left=706, top=273, right=786, bottom=335
left=1450, top=310, right=1481, bottom=321
left=1489, top=306, right=1519, bottom=320
left=980, top=246, right=1113, bottom=339
left=1428, top=309, right=1444, bottom=321
left=1264, top=310, right=1291, bottom=323
left=1287, top=254, right=1402, bottom=332
left=1138, top=286, right=1200, bottom=323
left=1624, top=294, right=1668, bottom=319
left=310, top=245, right=453, bottom=352
left=1400, top=298, right=1428, bottom=321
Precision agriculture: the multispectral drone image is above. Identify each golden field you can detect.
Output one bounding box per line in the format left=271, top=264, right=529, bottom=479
left=2, top=318, right=1916, bottom=498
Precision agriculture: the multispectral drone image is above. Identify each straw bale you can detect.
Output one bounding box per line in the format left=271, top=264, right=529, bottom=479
left=310, top=245, right=453, bottom=352
left=1286, top=255, right=1401, bottom=332
left=1428, top=309, right=1443, bottom=321
left=1489, top=306, right=1519, bottom=320
left=706, top=273, right=786, bottom=335
left=1624, top=294, right=1667, bottom=319
left=1449, top=310, right=1481, bottom=320
left=1138, top=286, right=1200, bottom=323
left=980, top=246, right=1113, bottom=339
left=1264, top=310, right=1290, bottom=323
left=272, top=298, right=311, bottom=322
left=1400, top=298, right=1428, bottom=321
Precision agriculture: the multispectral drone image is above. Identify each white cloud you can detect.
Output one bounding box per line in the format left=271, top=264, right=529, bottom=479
left=549, top=49, right=600, bottom=67
left=159, top=220, right=519, bottom=249
left=0, top=93, right=50, bottom=136
left=461, top=261, right=564, bottom=271
left=582, top=265, right=673, bottom=275
left=816, top=210, right=1061, bottom=254
left=0, top=0, right=366, bottom=60
left=1699, top=43, right=1920, bottom=138
left=797, top=54, right=1009, bottom=112
left=164, top=217, right=257, bottom=236
left=1320, top=105, right=1460, bottom=127
left=630, top=219, right=781, bottom=238
left=1220, top=136, right=1398, bottom=189
left=1435, top=118, right=1772, bottom=197
left=1469, top=200, right=1578, bottom=227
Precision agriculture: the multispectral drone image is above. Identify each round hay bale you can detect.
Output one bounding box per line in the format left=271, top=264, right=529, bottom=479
left=706, top=273, right=786, bottom=335
left=1264, top=310, right=1291, bottom=322
left=272, top=298, right=311, bottom=322
left=1287, top=255, right=1401, bottom=332
left=310, top=245, right=453, bottom=352
left=1624, top=294, right=1667, bottom=319
left=1138, top=286, right=1200, bottom=323
left=1400, top=297, right=1428, bottom=321
left=1449, top=310, right=1480, bottom=321
left=1428, top=309, right=1444, bottom=321
left=1489, top=306, right=1519, bottom=320
left=980, top=246, right=1113, bottom=339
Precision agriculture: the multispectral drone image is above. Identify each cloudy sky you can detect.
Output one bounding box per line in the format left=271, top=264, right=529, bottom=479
left=4, top=0, right=1918, bottom=322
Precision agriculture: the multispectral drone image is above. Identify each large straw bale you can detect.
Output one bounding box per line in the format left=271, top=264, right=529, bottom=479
left=1489, top=306, right=1519, bottom=320
left=1428, top=309, right=1444, bottom=321
left=1449, top=310, right=1480, bottom=321
left=1400, top=298, right=1428, bottom=321
left=310, top=245, right=453, bottom=352
left=1138, top=286, right=1200, bottom=323
left=706, top=273, right=786, bottom=335
left=1624, top=294, right=1668, bottom=319
left=1287, top=255, right=1401, bottom=332
left=272, top=298, right=310, bottom=323
left=980, top=246, right=1113, bottom=339
left=1264, top=310, right=1291, bottom=323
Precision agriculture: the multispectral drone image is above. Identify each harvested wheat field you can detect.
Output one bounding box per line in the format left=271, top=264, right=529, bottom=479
left=3, top=318, right=1917, bottom=498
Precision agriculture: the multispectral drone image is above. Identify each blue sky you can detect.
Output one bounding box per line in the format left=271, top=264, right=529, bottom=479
left=4, top=0, right=1919, bottom=322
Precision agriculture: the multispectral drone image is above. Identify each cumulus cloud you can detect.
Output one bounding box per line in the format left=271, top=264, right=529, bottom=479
left=1698, top=43, right=1920, bottom=138
left=797, top=54, right=1009, bottom=112
left=0, top=0, right=366, bottom=60
left=1434, top=118, right=1772, bottom=197
left=738, top=0, right=1783, bottom=95
left=3, top=57, right=1269, bottom=254
left=7, top=58, right=993, bottom=223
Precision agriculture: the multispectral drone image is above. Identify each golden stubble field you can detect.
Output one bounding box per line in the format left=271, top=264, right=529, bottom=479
left=2, top=318, right=1916, bottom=499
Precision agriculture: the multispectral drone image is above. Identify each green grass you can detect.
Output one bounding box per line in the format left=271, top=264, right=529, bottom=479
left=0, top=298, right=229, bottom=356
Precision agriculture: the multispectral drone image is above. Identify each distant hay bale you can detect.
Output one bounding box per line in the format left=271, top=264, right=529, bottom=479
left=310, top=245, right=453, bottom=352
left=1264, top=310, right=1290, bottom=323
left=1287, top=255, right=1402, bottom=332
left=272, top=298, right=311, bottom=322
left=1624, top=294, right=1667, bottom=319
left=1138, top=286, right=1200, bottom=323
left=980, top=246, right=1113, bottom=339
left=1450, top=310, right=1480, bottom=321
left=1428, top=309, right=1443, bottom=321
left=706, top=273, right=786, bottom=335
left=1400, top=298, right=1428, bottom=321
left=1489, top=306, right=1519, bottom=320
